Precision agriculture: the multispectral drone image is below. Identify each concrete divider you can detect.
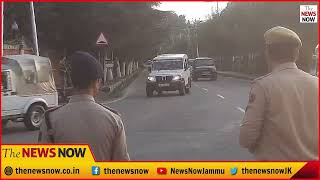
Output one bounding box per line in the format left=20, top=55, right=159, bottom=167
left=103, top=69, right=141, bottom=96
left=129, top=62, right=133, bottom=74
left=121, top=62, right=126, bottom=77
left=126, top=62, right=130, bottom=75
left=107, top=68, right=113, bottom=81
left=116, top=61, right=121, bottom=78
left=133, top=62, right=136, bottom=71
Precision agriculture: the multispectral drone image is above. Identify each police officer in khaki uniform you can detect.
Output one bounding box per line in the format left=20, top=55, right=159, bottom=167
left=38, top=51, right=130, bottom=161
left=239, top=26, right=318, bottom=160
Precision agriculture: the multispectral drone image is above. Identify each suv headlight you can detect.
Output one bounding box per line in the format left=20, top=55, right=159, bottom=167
left=147, top=76, right=156, bottom=82
left=172, top=75, right=181, bottom=81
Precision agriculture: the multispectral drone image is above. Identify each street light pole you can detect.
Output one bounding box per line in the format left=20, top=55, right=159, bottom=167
left=195, top=21, right=200, bottom=58
left=196, top=32, right=199, bottom=58
left=29, top=2, right=39, bottom=56
left=216, top=2, right=219, bottom=15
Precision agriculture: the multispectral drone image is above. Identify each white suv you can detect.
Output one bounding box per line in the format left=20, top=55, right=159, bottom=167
left=146, top=54, right=191, bottom=96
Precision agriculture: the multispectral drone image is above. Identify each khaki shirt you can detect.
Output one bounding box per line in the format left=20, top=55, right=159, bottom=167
left=39, top=95, right=130, bottom=161
left=240, top=62, right=318, bottom=160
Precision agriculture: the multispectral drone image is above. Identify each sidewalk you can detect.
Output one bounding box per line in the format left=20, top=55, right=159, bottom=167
left=217, top=71, right=259, bottom=81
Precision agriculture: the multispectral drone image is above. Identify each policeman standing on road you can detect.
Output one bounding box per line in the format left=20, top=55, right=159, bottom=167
left=239, top=26, right=318, bottom=160
left=38, top=51, right=130, bottom=161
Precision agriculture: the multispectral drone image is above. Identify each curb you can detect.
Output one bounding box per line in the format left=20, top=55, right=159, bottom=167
left=217, top=71, right=257, bottom=81
left=101, top=70, right=141, bottom=96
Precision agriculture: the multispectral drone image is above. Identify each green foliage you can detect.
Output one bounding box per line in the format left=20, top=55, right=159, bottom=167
left=4, top=2, right=172, bottom=61
left=198, top=2, right=318, bottom=72
left=4, top=2, right=318, bottom=73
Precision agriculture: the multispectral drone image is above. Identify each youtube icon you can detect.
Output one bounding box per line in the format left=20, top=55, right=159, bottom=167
left=157, top=167, right=167, bottom=175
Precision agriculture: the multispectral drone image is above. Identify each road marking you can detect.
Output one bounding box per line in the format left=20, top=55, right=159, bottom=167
left=193, top=83, right=208, bottom=94
left=193, top=83, right=200, bottom=88
left=199, top=132, right=209, bottom=135
left=217, top=94, right=225, bottom=99
left=237, top=107, right=245, bottom=113
left=202, top=88, right=208, bottom=92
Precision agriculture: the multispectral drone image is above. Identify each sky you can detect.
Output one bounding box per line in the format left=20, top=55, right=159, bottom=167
left=156, top=2, right=229, bottom=20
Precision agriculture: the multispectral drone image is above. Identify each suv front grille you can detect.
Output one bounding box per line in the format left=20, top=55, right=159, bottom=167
left=156, top=76, right=173, bottom=82
left=197, top=68, right=211, bottom=71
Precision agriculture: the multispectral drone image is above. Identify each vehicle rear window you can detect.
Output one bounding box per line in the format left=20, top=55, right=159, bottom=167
left=196, top=60, right=215, bottom=66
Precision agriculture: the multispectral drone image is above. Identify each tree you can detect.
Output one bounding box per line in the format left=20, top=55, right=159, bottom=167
left=197, top=2, right=318, bottom=73
left=4, top=2, right=176, bottom=62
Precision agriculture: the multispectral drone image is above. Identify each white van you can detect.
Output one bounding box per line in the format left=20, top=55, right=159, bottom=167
left=146, top=54, right=191, bottom=96
left=2, top=55, right=58, bottom=130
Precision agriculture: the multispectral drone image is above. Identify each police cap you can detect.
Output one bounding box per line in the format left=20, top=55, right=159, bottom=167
left=264, top=26, right=302, bottom=48
left=70, top=51, right=103, bottom=88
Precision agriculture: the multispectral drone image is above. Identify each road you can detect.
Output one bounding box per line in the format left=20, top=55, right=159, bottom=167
left=2, top=72, right=253, bottom=160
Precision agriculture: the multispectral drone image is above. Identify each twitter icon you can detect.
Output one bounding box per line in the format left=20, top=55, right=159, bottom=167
left=230, top=167, right=238, bottom=175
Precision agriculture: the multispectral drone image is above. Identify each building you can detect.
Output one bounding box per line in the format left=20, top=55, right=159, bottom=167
left=3, top=37, right=34, bottom=56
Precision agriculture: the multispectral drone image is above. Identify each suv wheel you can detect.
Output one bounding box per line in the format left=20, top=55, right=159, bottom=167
left=24, top=104, right=46, bottom=131
left=179, top=84, right=186, bottom=96
left=185, top=79, right=191, bottom=94
left=146, top=87, right=153, bottom=97
left=211, top=74, right=217, bottom=81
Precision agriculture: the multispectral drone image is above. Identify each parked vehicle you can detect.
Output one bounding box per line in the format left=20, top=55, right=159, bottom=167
left=192, top=57, right=217, bottom=81
left=2, top=55, right=58, bottom=130
left=146, top=54, right=191, bottom=96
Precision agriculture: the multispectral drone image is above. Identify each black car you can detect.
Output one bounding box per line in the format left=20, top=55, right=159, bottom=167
left=192, top=57, right=217, bottom=81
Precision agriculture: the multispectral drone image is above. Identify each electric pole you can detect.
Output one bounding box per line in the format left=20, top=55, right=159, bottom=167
left=30, top=2, right=39, bottom=56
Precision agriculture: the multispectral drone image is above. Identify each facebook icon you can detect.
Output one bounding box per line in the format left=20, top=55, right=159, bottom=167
left=91, top=166, right=100, bottom=175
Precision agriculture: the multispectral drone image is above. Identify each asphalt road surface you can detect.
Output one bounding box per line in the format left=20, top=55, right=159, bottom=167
left=2, top=72, right=254, bottom=160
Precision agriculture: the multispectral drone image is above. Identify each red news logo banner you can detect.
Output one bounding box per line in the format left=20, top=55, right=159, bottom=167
left=0, top=145, right=314, bottom=179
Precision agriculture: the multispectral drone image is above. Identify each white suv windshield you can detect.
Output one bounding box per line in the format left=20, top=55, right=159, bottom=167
left=152, top=60, right=183, bottom=70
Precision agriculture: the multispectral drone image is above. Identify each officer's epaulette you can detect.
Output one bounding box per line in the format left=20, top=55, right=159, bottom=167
left=253, top=73, right=272, bottom=82
left=98, top=103, right=120, bottom=116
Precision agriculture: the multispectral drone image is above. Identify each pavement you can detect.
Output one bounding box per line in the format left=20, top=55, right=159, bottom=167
left=2, top=72, right=254, bottom=160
